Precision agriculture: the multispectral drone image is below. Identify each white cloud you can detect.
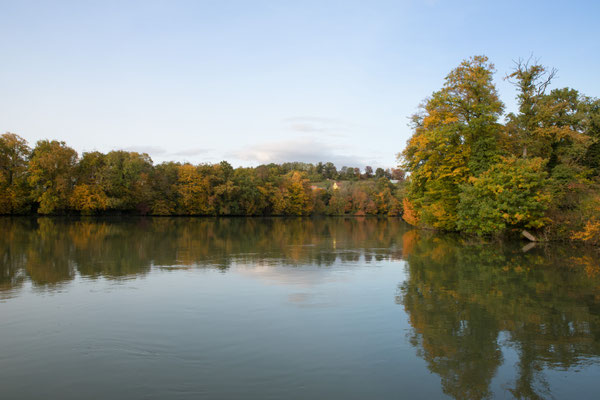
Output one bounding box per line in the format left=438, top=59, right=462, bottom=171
left=172, top=148, right=211, bottom=156
left=121, top=145, right=167, bottom=155
left=229, top=137, right=380, bottom=168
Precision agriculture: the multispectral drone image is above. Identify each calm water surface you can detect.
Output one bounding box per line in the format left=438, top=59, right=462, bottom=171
left=1, top=217, right=599, bottom=399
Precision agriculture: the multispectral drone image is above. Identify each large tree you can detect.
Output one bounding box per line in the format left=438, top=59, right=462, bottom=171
left=401, top=56, right=504, bottom=229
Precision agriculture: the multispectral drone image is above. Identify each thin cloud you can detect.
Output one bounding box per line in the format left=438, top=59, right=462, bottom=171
left=121, top=145, right=167, bottom=155
left=282, top=116, right=351, bottom=137
left=172, top=148, right=211, bottom=156
left=289, top=123, right=326, bottom=133
left=229, top=137, right=377, bottom=168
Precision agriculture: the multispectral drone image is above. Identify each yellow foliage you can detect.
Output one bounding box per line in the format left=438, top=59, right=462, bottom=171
left=571, top=218, right=600, bottom=245
left=70, top=184, right=108, bottom=214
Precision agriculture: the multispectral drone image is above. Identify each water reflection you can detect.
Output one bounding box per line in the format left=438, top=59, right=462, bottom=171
left=0, top=217, right=407, bottom=293
left=1, top=217, right=600, bottom=399
left=398, top=230, right=600, bottom=399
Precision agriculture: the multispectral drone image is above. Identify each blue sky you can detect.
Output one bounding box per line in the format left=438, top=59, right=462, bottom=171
left=1, top=0, right=599, bottom=168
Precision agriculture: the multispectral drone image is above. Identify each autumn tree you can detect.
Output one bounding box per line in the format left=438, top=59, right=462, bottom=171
left=271, top=171, right=314, bottom=215
left=0, top=133, right=31, bottom=214
left=233, top=167, right=268, bottom=215
left=70, top=151, right=109, bottom=214
left=100, top=151, right=154, bottom=213
left=176, top=164, right=213, bottom=215
left=401, top=56, right=504, bottom=229
left=28, top=140, right=78, bottom=214
left=150, top=161, right=180, bottom=215
left=211, top=161, right=240, bottom=215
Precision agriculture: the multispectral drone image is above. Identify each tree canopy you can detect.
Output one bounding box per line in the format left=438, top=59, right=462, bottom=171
left=0, top=133, right=405, bottom=218
left=400, top=55, right=600, bottom=243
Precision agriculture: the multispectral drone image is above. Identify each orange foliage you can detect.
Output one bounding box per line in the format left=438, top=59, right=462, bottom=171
left=402, top=198, right=419, bottom=226
left=571, top=256, right=600, bottom=278
left=401, top=230, right=419, bottom=257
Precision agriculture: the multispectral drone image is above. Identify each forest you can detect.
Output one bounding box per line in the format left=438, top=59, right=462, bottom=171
left=2, top=55, right=599, bottom=246
left=401, top=55, right=600, bottom=245
left=0, top=133, right=405, bottom=218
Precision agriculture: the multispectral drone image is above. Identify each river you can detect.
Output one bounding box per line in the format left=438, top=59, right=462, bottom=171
left=1, top=217, right=599, bottom=399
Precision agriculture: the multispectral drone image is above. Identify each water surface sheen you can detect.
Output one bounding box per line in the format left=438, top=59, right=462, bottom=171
left=1, top=217, right=599, bottom=399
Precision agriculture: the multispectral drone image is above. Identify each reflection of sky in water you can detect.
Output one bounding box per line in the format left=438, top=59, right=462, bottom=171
left=1, top=217, right=600, bottom=399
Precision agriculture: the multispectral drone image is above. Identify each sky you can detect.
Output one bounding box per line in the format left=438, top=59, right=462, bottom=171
left=1, top=0, right=599, bottom=169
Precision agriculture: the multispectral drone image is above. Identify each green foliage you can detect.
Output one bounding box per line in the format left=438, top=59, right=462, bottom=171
left=402, top=56, right=504, bottom=230
left=456, top=157, right=551, bottom=235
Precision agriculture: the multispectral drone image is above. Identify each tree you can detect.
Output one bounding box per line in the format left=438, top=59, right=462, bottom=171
left=401, top=56, right=504, bottom=230
left=28, top=140, right=78, bottom=214
left=505, top=57, right=557, bottom=159
left=456, top=157, right=551, bottom=235
left=100, top=151, right=154, bottom=212
left=151, top=161, right=180, bottom=215
left=323, top=162, right=338, bottom=179
left=176, top=164, right=213, bottom=215
left=276, top=171, right=313, bottom=216
left=582, top=96, right=600, bottom=175
left=390, top=168, right=405, bottom=181
left=0, top=133, right=31, bottom=214
left=212, top=161, right=239, bottom=215
left=69, top=184, right=108, bottom=214
left=71, top=151, right=109, bottom=214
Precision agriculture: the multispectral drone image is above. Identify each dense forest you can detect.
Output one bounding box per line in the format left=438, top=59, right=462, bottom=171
left=0, top=133, right=405, bottom=217
left=400, top=55, right=600, bottom=245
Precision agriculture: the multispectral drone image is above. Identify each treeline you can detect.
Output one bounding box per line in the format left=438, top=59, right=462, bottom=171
left=401, top=56, right=600, bottom=245
left=0, top=134, right=404, bottom=216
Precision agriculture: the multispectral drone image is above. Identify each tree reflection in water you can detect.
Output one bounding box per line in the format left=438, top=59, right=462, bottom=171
left=0, top=217, right=407, bottom=292
left=398, top=230, right=600, bottom=399
left=1, top=217, right=599, bottom=398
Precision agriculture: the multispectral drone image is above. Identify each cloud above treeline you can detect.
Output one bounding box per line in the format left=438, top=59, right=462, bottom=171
left=120, top=146, right=211, bottom=158
left=171, top=148, right=211, bottom=156
left=112, top=116, right=391, bottom=168
left=122, top=145, right=167, bottom=155
left=229, top=137, right=378, bottom=168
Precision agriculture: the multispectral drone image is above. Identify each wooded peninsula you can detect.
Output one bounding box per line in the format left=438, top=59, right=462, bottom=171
left=1, top=56, right=598, bottom=245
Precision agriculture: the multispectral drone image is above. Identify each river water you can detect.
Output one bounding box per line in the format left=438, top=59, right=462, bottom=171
left=1, top=217, right=599, bottom=399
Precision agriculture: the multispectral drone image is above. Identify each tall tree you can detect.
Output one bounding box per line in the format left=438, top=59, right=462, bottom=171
left=505, top=58, right=558, bottom=159
left=401, top=56, right=504, bottom=229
